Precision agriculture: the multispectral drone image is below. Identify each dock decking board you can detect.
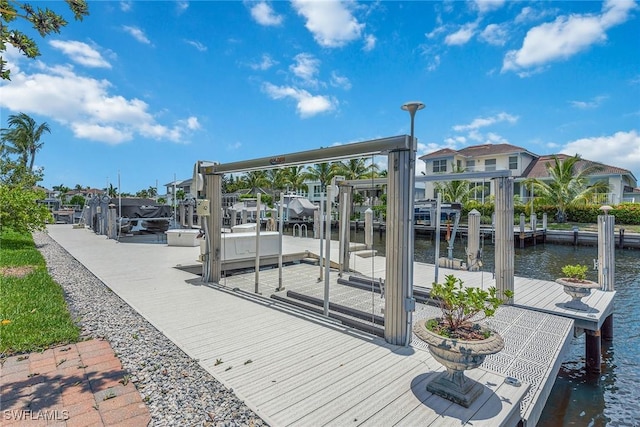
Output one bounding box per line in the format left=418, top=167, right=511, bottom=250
left=47, top=226, right=585, bottom=427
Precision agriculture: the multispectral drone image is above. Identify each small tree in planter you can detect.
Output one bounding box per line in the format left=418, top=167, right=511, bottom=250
left=560, top=264, right=588, bottom=282
left=556, top=264, right=599, bottom=311
left=413, top=274, right=513, bottom=407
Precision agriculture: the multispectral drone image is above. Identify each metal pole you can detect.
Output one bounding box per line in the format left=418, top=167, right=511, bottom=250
left=255, top=192, right=261, bottom=294
left=318, top=190, right=324, bottom=281
left=277, top=192, right=284, bottom=291
left=434, top=193, right=441, bottom=284
left=324, top=183, right=332, bottom=316
left=173, top=173, right=177, bottom=229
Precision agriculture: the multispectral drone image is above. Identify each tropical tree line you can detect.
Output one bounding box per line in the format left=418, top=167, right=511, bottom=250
left=224, top=159, right=384, bottom=194
left=1, top=113, right=53, bottom=233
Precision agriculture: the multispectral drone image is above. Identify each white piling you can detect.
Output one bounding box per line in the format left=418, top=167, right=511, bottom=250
left=365, top=208, right=373, bottom=250
left=598, top=206, right=615, bottom=291
left=467, top=209, right=481, bottom=271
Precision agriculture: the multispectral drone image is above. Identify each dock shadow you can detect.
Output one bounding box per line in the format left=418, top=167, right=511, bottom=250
left=182, top=278, right=419, bottom=355
left=411, top=372, right=504, bottom=421
left=554, top=302, right=600, bottom=314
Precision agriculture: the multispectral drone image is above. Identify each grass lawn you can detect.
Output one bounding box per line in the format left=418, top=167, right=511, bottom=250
left=545, top=222, right=640, bottom=233
left=0, top=230, right=79, bottom=356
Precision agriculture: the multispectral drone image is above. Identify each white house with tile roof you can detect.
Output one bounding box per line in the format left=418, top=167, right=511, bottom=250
left=419, top=143, right=637, bottom=205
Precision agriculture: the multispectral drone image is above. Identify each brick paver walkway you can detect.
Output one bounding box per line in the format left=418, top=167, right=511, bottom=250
left=1, top=339, right=150, bottom=426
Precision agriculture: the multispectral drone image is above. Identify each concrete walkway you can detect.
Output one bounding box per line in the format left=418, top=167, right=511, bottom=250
left=44, top=225, right=528, bottom=426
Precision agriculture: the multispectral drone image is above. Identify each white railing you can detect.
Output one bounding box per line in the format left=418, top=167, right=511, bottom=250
left=590, top=193, right=615, bottom=204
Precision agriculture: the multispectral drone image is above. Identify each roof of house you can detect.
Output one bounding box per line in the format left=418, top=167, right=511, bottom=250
left=523, top=154, right=636, bottom=180
left=419, top=143, right=534, bottom=161
left=418, top=148, right=457, bottom=160
left=457, top=143, right=533, bottom=157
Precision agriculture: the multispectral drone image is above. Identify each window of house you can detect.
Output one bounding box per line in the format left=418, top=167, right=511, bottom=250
left=485, top=159, right=496, bottom=171
left=433, top=159, right=447, bottom=173
left=466, top=160, right=475, bottom=171
left=456, top=160, right=462, bottom=171
left=509, top=156, right=518, bottom=170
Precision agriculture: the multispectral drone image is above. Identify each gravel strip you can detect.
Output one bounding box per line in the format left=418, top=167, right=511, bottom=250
left=33, top=231, right=266, bottom=427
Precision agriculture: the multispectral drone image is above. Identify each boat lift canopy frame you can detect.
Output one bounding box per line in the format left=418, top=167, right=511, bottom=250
left=198, top=136, right=515, bottom=344
left=199, top=135, right=416, bottom=346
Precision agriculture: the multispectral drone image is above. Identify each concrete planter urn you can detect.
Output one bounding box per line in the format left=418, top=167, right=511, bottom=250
left=557, top=264, right=600, bottom=311
left=412, top=274, right=512, bottom=408
left=556, top=278, right=600, bottom=311
left=413, top=319, right=504, bottom=407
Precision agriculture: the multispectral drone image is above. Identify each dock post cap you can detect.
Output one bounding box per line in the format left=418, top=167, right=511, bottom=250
left=599, top=205, right=613, bottom=214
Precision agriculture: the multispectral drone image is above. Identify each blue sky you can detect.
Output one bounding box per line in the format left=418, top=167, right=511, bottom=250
left=1, top=0, right=639, bottom=194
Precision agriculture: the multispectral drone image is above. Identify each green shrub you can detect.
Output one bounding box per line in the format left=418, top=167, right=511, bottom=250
left=561, top=264, right=588, bottom=281
left=611, top=204, right=640, bottom=225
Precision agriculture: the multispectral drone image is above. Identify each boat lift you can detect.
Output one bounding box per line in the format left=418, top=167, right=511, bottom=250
left=193, top=140, right=517, bottom=346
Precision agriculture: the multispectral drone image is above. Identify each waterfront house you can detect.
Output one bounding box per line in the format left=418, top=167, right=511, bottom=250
left=419, top=143, right=637, bottom=205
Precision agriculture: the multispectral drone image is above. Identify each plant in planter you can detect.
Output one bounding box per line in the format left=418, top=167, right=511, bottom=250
left=413, top=274, right=513, bottom=407
left=556, top=264, right=600, bottom=311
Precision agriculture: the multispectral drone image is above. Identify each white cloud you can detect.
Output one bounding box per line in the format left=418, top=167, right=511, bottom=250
left=179, top=116, right=201, bottom=130
left=249, top=54, right=277, bottom=71
left=290, top=53, right=320, bottom=86
left=514, top=6, right=556, bottom=24
left=120, top=1, right=132, bottom=12
left=503, top=0, right=637, bottom=74
left=49, top=40, right=111, bottom=68
left=569, top=95, right=608, bottom=109
left=486, top=132, right=508, bottom=144
left=176, top=1, right=189, bottom=14
left=453, top=112, right=518, bottom=132
left=250, top=1, right=283, bottom=26
left=122, top=26, right=151, bottom=45
left=227, top=142, right=242, bottom=151
left=445, top=22, right=478, bottom=46
left=363, top=34, right=376, bottom=51
left=291, top=0, right=364, bottom=48
left=426, top=24, right=447, bottom=40
left=71, top=123, right=132, bottom=144
left=473, top=0, right=505, bottom=14
left=330, top=71, right=351, bottom=90
left=479, top=23, right=508, bottom=46
left=427, top=54, right=441, bottom=72
left=185, top=40, right=207, bottom=52
left=560, top=130, right=640, bottom=178
left=261, top=82, right=336, bottom=118
left=0, top=61, right=198, bottom=145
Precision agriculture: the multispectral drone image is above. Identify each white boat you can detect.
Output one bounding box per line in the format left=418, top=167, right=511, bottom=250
left=278, top=193, right=318, bottom=221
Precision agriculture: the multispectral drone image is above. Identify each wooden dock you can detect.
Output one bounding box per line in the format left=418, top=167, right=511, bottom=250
left=46, top=226, right=587, bottom=426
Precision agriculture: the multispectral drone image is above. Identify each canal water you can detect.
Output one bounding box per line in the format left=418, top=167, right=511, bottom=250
left=344, top=229, right=640, bottom=426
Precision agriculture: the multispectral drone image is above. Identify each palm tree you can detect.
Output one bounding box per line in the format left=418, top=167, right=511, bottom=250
left=53, top=184, right=71, bottom=203
left=106, top=183, right=118, bottom=198
left=333, top=158, right=377, bottom=180
left=434, top=162, right=473, bottom=203
left=1, top=113, right=51, bottom=171
left=526, top=154, right=609, bottom=223
left=282, top=166, right=308, bottom=193
left=302, top=162, right=336, bottom=191
left=239, top=170, right=269, bottom=193
left=147, top=186, right=157, bottom=198
left=265, top=169, right=286, bottom=191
